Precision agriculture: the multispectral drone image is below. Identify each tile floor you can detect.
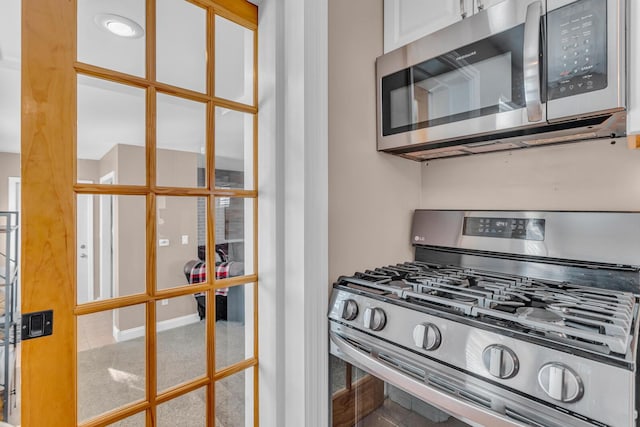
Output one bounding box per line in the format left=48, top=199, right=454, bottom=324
left=359, top=399, right=470, bottom=427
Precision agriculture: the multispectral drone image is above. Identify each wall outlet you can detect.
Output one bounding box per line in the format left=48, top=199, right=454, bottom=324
left=161, top=299, right=169, bottom=306
left=159, top=238, right=170, bottom=247
left=181, top=235, right=189, bottom=245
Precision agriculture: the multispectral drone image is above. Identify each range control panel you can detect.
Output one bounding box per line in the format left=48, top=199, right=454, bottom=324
left=463, top=217, right=545, bottom=241
left=547, top=0, right=607, bottom=100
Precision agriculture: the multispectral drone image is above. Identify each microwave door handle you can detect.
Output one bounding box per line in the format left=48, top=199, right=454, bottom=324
left=523, top=1, right=543, bottom=122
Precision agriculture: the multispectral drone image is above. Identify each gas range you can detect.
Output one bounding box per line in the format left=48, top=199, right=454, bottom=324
left=329, top=211, right=640, bottom=427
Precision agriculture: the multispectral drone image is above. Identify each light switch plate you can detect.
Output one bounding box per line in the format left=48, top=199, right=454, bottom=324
left=181, top=235, right=189, bottom=245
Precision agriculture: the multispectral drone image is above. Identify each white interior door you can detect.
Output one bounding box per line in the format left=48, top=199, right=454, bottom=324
left=77, top=182, right=94, bottom=304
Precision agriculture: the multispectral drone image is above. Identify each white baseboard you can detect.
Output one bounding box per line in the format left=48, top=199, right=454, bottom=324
left=112, top=313, right=201, bottom=342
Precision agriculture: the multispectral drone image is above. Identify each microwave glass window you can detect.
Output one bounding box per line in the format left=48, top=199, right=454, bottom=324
left=547, top=0, right=607, bottom=100
left=416, top=52, right=513, bottom=122
left=381, top=24, right=524, bottom=136
left=390, top=85, right=413, bottom=129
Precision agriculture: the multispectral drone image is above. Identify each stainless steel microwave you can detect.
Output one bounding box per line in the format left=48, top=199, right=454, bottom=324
left=376, top=0, right=626, bottom=160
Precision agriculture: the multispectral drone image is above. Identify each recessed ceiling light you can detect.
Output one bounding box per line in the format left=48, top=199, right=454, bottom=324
left=94, top=14, right=144, bottom=39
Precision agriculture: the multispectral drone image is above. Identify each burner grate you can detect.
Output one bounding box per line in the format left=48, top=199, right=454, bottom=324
left=338, top=261, right=638, bottom=355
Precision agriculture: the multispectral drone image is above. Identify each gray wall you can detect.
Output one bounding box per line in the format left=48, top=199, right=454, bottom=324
left=419, top=139, right=640, bottom=210
left=112, top=144, right=199, bottom=331
left=328, top=0, right=422, bottom=282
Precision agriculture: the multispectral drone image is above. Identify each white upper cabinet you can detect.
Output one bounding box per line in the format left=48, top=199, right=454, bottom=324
left=473, top=0, right=507, bottom=14
left=383, top=0, right=468, bottom=53
left=383, top=0, right=506, bottom=53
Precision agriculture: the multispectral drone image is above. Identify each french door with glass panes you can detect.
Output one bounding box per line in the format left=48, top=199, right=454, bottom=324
left=21, top=0, right=259, bottom=425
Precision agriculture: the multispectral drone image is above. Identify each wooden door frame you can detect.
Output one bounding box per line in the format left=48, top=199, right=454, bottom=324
left=21, top=0, right=259, bottom=425
left=21, top=0, right=77, bottom=423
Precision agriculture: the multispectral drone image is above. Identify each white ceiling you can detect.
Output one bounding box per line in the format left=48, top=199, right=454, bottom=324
left=0, top=0, right=254, bottom=163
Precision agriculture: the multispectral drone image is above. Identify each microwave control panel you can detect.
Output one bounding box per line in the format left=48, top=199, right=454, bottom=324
left=547, top=0, right=607, bottom=100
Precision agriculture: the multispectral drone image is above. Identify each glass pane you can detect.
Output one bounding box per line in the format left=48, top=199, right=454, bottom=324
left=157, top=387, right=205, bottom=427
left=77, top=305, right=146, bottom=422
left=216, top=283, right=254, bottom=370
left=156, top=293, right=206, bottom=392
left=77, top=195, right=146, bottom=304
left=215, top=108, right=254, bottom=191
left=77, top=0, right=146, bottom=77
left=329, top=355, right=367, bottom=395
left=157, top=196, right=207, bottom=291
left=157, top=0, right=206, bottom=92
left=215, top=369, right=254, bottom=427
left=215, top=15, right=254, bottom=105
left=214, top=198, right=254, bottom=276
left=0, top=0, right=21, bottom=185
left=77, top=75, right=146, bottom=185
left=157, top=93, right=206, bottom=188
left=108, top=412, right=146, bottom=426
left=0, top=2, right=20, bottom=424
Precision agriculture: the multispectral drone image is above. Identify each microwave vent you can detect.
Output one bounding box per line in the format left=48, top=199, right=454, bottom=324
left=521, top=132, right=598, bottom=146
left=463, top=141, right=522, bottom=153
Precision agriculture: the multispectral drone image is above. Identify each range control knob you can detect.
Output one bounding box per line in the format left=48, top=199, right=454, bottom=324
left=538, top=363, right=584, bottom=403
left=363, top=307, right=386, bottom=331
left=412, top=323, right=441, bottom=351
left=482, top=345, right=519, bottom=379
left=340, top=299, right=358, bottom=321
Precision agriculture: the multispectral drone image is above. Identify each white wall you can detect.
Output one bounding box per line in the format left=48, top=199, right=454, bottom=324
left=420, top=139, right=640, bottom=210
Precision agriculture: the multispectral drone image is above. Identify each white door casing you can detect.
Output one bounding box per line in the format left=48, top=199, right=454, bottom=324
left=7, top=177, right=20, bottom=212
left=99, top=171, right=114, bottom=300
left=77, top=180, right=94, bottom=304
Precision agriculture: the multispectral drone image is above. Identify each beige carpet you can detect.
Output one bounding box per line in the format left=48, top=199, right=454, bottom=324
left=77, top=320, right=248, bottom=426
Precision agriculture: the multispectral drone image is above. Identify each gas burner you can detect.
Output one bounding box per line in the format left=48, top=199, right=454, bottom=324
left=515, top=307, right=564, bottom=324
left=338, top=261, right=637, bottom=355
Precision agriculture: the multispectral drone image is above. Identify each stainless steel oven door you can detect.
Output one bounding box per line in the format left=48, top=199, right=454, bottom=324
left=376, top=0, right=546, bottom=152
left=329, top=353, right=473, bottom=427
left=329, top=322, right=599, bottom=427
left=545, top=0, right=625, bottom=122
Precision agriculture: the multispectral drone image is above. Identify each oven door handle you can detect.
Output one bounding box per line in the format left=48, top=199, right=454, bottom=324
left=523, top=1, right=543, bottom=122
left=330, top=331, right=527, bottom=427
